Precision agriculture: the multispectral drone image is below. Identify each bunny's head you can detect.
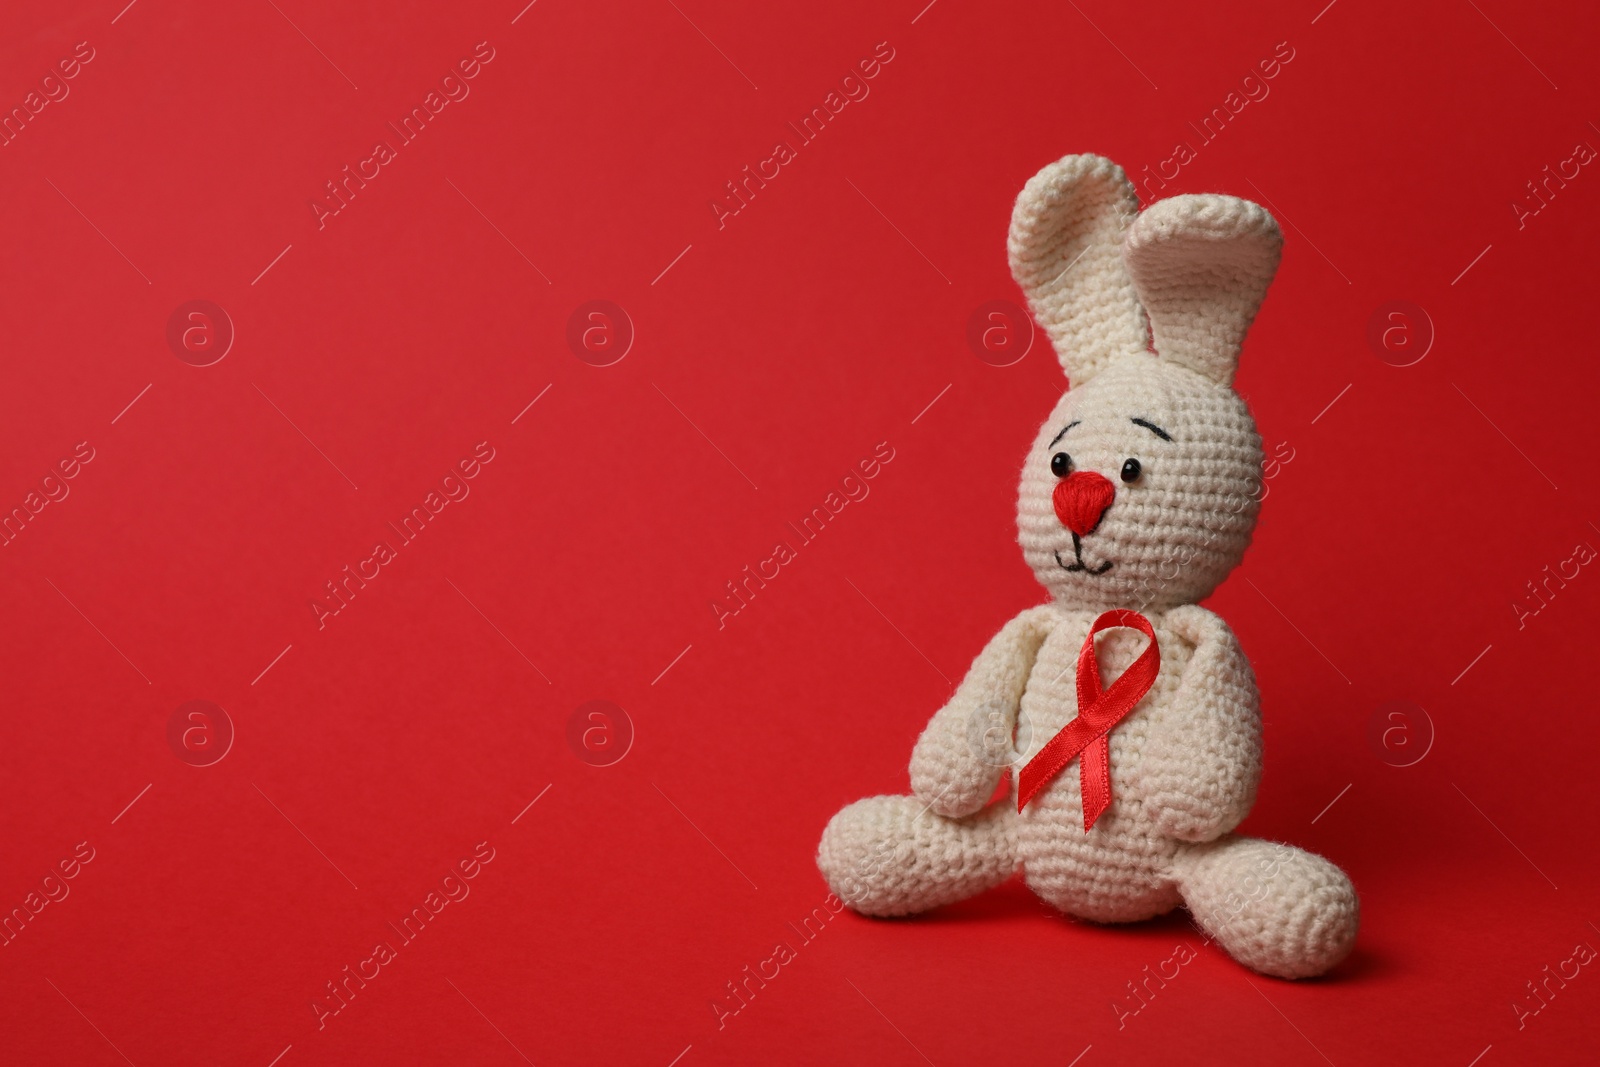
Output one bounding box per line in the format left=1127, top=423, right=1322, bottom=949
left=1010, top=155, right=1281, bottom=613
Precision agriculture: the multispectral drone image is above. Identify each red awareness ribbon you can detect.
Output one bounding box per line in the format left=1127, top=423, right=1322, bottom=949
left=1016, top=609, right=1160, bottom=830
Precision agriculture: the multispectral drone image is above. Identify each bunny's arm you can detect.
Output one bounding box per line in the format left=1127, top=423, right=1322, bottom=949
left=909, top=606, right=1057, bottom=818
left=1141, top=604, right=1263, bottom=842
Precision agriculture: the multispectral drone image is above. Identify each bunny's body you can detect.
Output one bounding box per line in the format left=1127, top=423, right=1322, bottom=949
left=817, top=155, right=1359, bottom=980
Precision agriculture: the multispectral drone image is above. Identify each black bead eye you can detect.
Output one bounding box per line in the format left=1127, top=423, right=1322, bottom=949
left=1050, top=452, right=1071, bottom=477
left=1120, top=458, right=1142, bottom=483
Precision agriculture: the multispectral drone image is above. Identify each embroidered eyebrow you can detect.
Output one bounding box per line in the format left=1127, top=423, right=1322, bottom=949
left=1130, top=417, right=1172, bottom=441
left=1048, top=420, right=1081, bottom=447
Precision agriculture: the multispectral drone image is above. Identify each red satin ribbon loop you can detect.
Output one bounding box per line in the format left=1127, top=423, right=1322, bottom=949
left=1016, top=610, right=1160, bottom=830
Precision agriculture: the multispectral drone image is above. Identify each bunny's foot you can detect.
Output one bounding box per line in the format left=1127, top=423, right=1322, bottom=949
left=1172, top=835, right=1358, bottom=979
left=817, top=796, right=1018, bottom=917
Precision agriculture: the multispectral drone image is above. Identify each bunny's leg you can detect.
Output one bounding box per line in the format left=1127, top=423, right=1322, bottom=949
left=1171, top=835, right=1358, bottom=979
left=818, top=796, right=1017, bottom=917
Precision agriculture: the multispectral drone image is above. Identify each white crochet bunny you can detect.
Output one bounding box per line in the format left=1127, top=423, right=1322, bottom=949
left=817, top=154, right=1358, bottom=980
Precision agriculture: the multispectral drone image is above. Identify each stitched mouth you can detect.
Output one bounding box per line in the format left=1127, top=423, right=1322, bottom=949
left=1056, top=533, right=1113, bottom=576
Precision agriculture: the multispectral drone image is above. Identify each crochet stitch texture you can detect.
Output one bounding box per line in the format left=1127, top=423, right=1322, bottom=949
left=816, top=153, right=1359, bottom=980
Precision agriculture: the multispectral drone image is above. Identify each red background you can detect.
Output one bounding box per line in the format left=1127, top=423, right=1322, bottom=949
left=1, top=1, right=1597, bottom=1064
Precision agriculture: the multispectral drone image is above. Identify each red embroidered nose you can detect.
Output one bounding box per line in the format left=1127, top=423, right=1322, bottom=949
left=1053, top=471, right=1115, bottom=536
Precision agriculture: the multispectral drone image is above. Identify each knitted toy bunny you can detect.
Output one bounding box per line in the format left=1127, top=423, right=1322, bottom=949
left=817, top=154, right=1358, bottom=980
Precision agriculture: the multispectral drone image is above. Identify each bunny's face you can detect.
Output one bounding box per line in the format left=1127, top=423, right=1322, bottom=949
left=1006, top=155, right=1281, bottom=611
left=1018, top=355, right=1262, bottom=611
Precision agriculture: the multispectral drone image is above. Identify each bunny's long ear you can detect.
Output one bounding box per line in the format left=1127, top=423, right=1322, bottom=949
left=1008, top=155, right=1149, bottom=386
left=1122, top=194, right=1281, bottom=387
